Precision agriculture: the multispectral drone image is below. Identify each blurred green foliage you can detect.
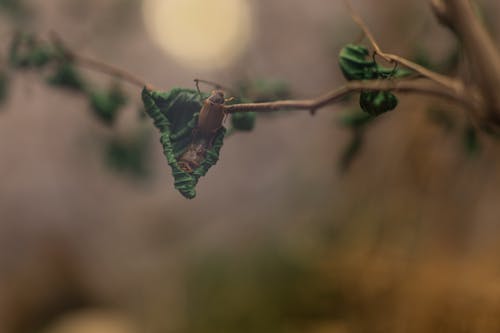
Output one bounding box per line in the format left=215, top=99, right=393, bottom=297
left=463, top=125, right=481, bottom=157
left=340, top=132, right=364, bottom=172
left=412, top=45, right=461, bottom=74
left=105, top=130, right=151, bottom=178
left=9, top=33, right=56, bottom=69
left=0, top=0, right=27, bottom=18
left=89, top=85, right=127, bottom=126
left=185, top=245, right=341, bottom=333
left=338, top=109, right=375, bottom=171
left=47, top=63, right=86, bottom=91
left=231, top=112, right=256, bottom=131
left=237, top=79, right=291, bottom=103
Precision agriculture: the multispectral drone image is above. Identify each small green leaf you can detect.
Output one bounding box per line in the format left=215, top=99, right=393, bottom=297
left=47, top=62, right=86, bottom=91
left=8, top=33, right=55, bottom=68
left=142, top=87, right=225, bottom=199
left=105, top=130, right=151, bottom=178
left=28, top=47, right=54, bottom=67
left=89, top=85, right=127, bottom=126
left=231, top=112, right=256, bottom=131
left=359, top=91, right=398, bottom=116
left=338, top=44, right=376, bottom=81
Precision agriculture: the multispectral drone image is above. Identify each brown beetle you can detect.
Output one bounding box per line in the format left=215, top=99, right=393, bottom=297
left=178, top=90, right=227, bottom=173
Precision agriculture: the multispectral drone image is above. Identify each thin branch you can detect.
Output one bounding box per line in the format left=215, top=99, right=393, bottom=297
left=50, top=33, right=153, bottom=89
left=344, top=0, right=463, bottom=93
left=71, top=53, right=150, bottom=89
left=225, top=79, right=476, bottom=114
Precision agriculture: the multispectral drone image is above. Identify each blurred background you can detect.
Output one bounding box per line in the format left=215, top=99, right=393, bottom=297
left=1, top=0, right=500, bottom=332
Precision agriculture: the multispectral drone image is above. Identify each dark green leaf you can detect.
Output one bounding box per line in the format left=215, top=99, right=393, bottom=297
left=338, top=44, right=376, bottom=81
left=47, top=62, right=86, bottom=91
left=8, top=33, right=55, bottom=68
left=88, top=85, right=127, bottom=126
left=359, top=91, right=398, bottom=116
left=375, top=64, right=412, bottom=79
left=231, top=112, right=256, bottom=131
left=105, top=130, right=151, bottom=178
left=142, top=87, right=225, bottom=199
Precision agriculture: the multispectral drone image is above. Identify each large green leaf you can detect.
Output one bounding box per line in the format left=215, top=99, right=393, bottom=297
left=142, top=87, right=226, bottom=199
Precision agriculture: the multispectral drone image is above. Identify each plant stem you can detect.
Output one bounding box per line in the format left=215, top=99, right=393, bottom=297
left=225, top=79, right=474, bottom=113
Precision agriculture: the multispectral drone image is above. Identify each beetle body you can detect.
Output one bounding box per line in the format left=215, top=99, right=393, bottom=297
left=178, top=90, right=226, bottom=173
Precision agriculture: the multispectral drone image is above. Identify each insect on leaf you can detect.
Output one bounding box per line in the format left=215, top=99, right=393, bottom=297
left=142, top=87, right=226, bottom=199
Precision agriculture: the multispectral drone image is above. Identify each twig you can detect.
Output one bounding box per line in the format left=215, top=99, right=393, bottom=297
left=50, top=33, right=153, bottom=89
left=71, top=53, right=150, bottom=89
left=344, top=0, right=463, bottom=93
left=224, top=79, right=476, bottom=114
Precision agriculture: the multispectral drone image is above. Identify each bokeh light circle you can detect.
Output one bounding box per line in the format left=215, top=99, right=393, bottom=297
left=142, top=0, right=253, bottom=70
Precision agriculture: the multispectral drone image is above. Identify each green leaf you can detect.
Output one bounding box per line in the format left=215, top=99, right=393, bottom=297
left=338, top=44, right=376, bottom=81
left=47, top=62, right=86, bottom=91
left=8, top=33, right=55, bottom=68
left=105, top=130, right=151, bottom=178
left=142, top=87, right=226, bottom=199
left=231, top=112, right=256, bottom=131
left=359, top=91, right=398, bottom=116
left=89, top=85, right=127, bottom=126
left=338, top=44, right=412, bottom=116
